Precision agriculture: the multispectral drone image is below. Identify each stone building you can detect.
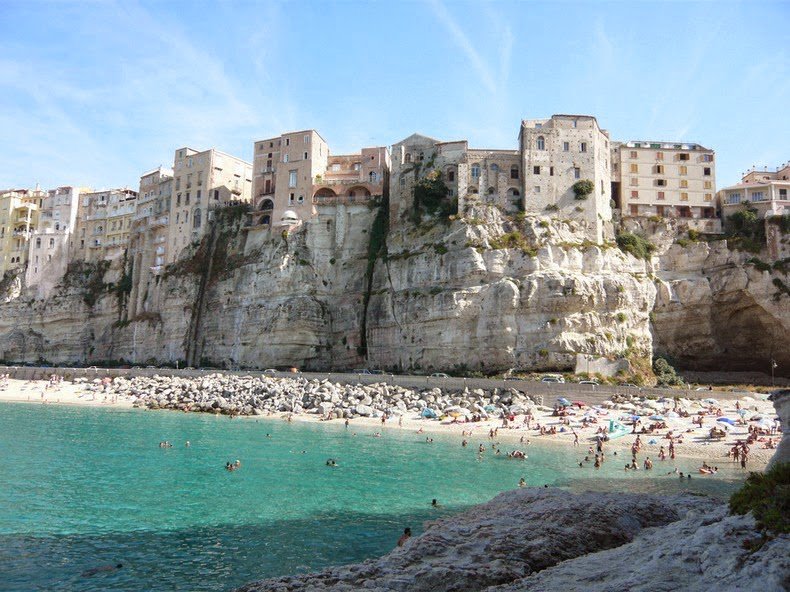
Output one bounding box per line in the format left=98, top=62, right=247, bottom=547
left=71, top=188, right=138, bottom=263
left=520, top=115, right=613, bottom=243
left=719, top=162, right=790, bottom=221
left=0, top=187, right=44, bottom=277
left=166, top=147, right=252, bottom=264
left=25, top=186, right=81, bottom=296
left=612, top=140, right=719, bottom=232
left=127, top=167, right=173, bottom=318
left=248, top=130, right=389, bottom=233
left=388, top=134, right=521, bottom=227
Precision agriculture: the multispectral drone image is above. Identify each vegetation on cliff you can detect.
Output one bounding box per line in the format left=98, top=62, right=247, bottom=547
left=616, top=232, right=655, bottom=260
left=729, top=462, right=789, bottom=534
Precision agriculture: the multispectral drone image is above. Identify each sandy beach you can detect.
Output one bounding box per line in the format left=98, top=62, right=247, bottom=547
left=0, top=376, right=779, bottom=469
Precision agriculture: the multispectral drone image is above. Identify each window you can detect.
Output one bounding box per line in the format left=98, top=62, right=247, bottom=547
left=658, top=191, right=665, bottom=200
left=304, top=135, right=310, bottom=144
left=487, top=187, right=495, bottom=195
left=679, top=153, right=689, bottom=161
left=297, top=195, right=304, bottom=203
left=177, top=193, right=181, bottom=206
left=304, top=152, right=308, bottom=160
left=331, top=164, right=341, bottom=172
left=510, top=165, right=519, bottom=179
left=656, top=152, right=664, bottom=160
left=193, top=208, right=201, bottom=229
left=471, top=164, right=480, bottom=178
left=185, top=192, right=190, bottom=205
left=266, top=160, right=272, bottom=170
left=214, top=189, right=220, bottom=200
left=197, top=171, right=203, bottom=186
left=419, top=152, right=424, bottom=161
left=703, top=167, right=711, bottom=176
left=704, top=193, right=712, bottom=201
left=533, top=166, right=540, bottom=175
left=534, top=186, right=541, bottom=193
left=680, top=192, right=689, bottom=201
left=703, top=154, right=713, bottom=162
left=630, top=164, right=638, bottom=173
left=563, top=142, right=570, bottom=152
left=574, top=167, right=581, bottom=179
left=283, top=154, right=289, bottom=163
left=369, top=171, right=377, bottom=183
left=187, top=173, right=192, bottom=188
left=285, top=138, right=290, bottom=146
left=400, top=177, right=406, bottom=188
left=572, top=119, right=578, bottom=128
left=196, top=189, right=201, bottom=200
left=184, top=211, right=188, bottom=222
left=704, top=181, right=712, bottom=189
left=175, top=177, right=181, bottom=190
left=176, top=213, right=179, bottom=223
left=535, top=123, right=542, bottom=129
left=405, top=153, right=411, bottom=163
left=679, top=165, right=687, bottom=175
left=447, top=170, right=455, bottom=182
left=680, top=180, right=688, bottom=188
left=580, top=142, right=587, bottom=153
left=490, top=163, right=499, bottom=172
left=728, top=192, right=741, bottom=204
left=751, top=191, right=765, bottom=201
left=631, top=190, right=639, bottom=198
left=630, top=177, right=638, bottom=186
left=549, top=166, right=554, bottom=176
left=630, top=204, right=639, bottom=216
left=630, top=151, right=638, bottom=159
left=655, top=165, right=664, bottom=174
left=656, top=179, right=666, bottom=187
left=353, top=163, right=361, bottom=171
left=289, top=193, right=295, bottom=204
left=780, top=189, right=787, bottom=199
left=447, top=189, right=454, bottom=197
left=536, top=136, right=545, bottom=150
left=35, top=237, right=41, bottom=248
left=289, top=170, right=297, bottom=188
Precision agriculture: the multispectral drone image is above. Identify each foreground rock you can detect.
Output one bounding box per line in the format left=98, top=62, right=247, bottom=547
left=235, top=489, right=712, bottom=592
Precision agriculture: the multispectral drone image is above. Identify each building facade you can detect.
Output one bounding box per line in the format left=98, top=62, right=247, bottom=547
left=72, top=188, right=138, bottom=263
left=250, top=130, right=389, bottom=230
left=166, top=147, right=252, bottom=263
left=25, top=186, right=82, bottom=295
left=612, top=140, right=719, bottom=232
left=0, top=188, right=44, bottom=277
left=520, top=115, right=613, bottom=243
left=719, top=162, right=790, bottom=221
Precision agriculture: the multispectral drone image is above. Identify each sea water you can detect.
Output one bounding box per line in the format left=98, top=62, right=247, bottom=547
left=0, top=402, right=745, bottom=591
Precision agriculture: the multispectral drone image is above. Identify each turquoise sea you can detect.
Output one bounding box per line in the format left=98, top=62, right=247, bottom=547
left=0, top=402, right=746, bottom=592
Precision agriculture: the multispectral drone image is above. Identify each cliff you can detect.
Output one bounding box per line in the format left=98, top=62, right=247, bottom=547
left=0, top=204, right=786, bottom=378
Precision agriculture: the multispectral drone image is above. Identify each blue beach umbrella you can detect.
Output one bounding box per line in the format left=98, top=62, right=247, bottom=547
left=649, top=415, right=664, bottom=421
left=717, top=417, right=736, bottom=426
left=421, top=408, right=438, bottom=419
left=557, top=397, right=571, bottom=407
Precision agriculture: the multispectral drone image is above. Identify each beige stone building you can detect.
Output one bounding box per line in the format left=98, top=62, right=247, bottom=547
left=72, top=188, right=138, bottom=263
left=249, top=130, right=389, bottom=230
left=520, top=115, right=613, bottom=243
left=166, top=147, right=252, bottom=263
left=25, top=186, right=82, bottom=296
left=128, top=167, right=173, bottom=317
left=389, top=134, right=521, bottom=226
left=0, top=187, right=44, bottom=277
left=612, top=140, right=719, bottom=232
left=718, top=162, right=790, bottom=221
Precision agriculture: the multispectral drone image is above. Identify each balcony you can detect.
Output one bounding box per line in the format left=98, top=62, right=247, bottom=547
left=154, top=236, right=167, bottom=244
left=150, top=215, right=169, bottom=228
left=86, top=212, right=107, bottom=221
left=155, top=246, right=165, bottom=255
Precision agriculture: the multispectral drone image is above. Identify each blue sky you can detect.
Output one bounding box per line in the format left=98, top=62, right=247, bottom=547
left=1, top=1, right=787, bottom=190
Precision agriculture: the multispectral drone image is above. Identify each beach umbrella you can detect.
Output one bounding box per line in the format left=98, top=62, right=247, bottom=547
left=736, top=409, right=748, bottom=417
left=703, top=398, right=719, bottom=406
left=717, top=418, right=736, bottom=426
left=484, top=404, right=497, bottom=413
left=557, top=397, right=571, bottom=407
left=421, top=408, right=438, bottom=419
left=649, top=414, right=664, bottom=421
left=666, top=411, right=680, bottom=419
left=756, top=419, right=774, bottom=429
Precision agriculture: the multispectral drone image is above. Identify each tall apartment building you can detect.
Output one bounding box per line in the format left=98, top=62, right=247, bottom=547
left=166, top=147, right=252, bottom=263
left=127, top=167, right=172, bottom=318
left=719, top=162, right=790, bottom=221
left=520, top=115, right=613, bottom=243
left=389, top=133, right=521, bottom=226
left=612, top=140, right=719, bottom=232
left=26, top=186, right=81, bottom=295
left=250, top=130, right=389, bottom=229
left=72, top=188, right=138, bottom=263
left=0, top=187, right=44, bottom=277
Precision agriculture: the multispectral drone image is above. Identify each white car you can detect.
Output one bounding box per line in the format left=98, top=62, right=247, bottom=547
left=262, top=369, right=277, bottom=375
left=541, top=375, right=565, bottom=383
left=430, top=372, right=450, bottom=378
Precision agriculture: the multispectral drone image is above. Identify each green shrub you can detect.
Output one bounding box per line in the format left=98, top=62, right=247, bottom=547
left=726, top=204, right=766, bottom=253
left=572, top=179, right=594, bottom=200
left=538, top=348, right=549, bottom=357
left=616, top=312, right=627, bottom=323
left=538, top=220, right=549, bottom=229
left=748, top=257, right=772, bottom=272
left=616, top=232, right=655, bottom=260
left=729, top=462, right=789, bottom=533
left=545, top=204, right=559, bottom=212
left=433, top=243, right=448, bottom=255
left=653, top=357, right=684, bottom=386
left=687, top=228, right=701, bottom=241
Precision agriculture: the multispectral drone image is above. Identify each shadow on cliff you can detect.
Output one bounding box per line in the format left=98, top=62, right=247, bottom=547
left=0, top=507, right=457, bottom=592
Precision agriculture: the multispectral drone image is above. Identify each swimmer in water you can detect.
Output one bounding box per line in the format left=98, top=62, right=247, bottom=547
left=81, top=563, right=123, bottom=577
left=519, top=477, right=526, bottom=487
left=431, top=498, right=440, bottom=507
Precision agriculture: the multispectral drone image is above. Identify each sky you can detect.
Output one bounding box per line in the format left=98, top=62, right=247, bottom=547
left=0, top=0, right=788, bottom=190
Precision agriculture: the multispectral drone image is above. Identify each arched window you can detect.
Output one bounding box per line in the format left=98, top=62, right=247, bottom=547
left=471, top=164, right=481, bottom=178
left=510, top=165, right=520, bottom=179
left=260, top=198, right=274, bottom=210
left=536, top=136, right=545, bottom=150
left=369, top=171, right=377, bottom=183
left=193, top=208, right=201, bottom=229
left=405, top=153, right=411, bottom=163
left=35, top=237, right=41, bottom=248
left=446, top=167, right=455, bottom=182
left=508, top=188, right=520, bottom=197
left=471, top=187, right=479, bottom=194
left=488, top=187, right=495, bottom=195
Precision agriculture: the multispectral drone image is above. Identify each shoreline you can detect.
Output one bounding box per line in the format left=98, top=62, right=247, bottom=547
left=0, top=377, right=778, bottom=468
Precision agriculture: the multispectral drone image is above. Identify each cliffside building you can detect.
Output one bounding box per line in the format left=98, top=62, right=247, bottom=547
left=249, top=130, right=389, bottom=230
left=719, top=162, right=790, bottom=220
left=0, top=187, right=44, bottom=277
left=612, top=140, right=719, bottom=232
left=166, top=147, right=252, bottom=264
left=520, top=115, right=613, bottom=243
left=72, top=188, right=138, bottom=263
left=26, top=186, right=82, bottom=296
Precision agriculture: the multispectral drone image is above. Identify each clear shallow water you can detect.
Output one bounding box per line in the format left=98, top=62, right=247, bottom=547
left=0, top=402, right=745, bottom=591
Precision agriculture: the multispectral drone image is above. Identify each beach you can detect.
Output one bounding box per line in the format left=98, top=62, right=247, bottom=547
left=0, top=375, right=778, bottom=469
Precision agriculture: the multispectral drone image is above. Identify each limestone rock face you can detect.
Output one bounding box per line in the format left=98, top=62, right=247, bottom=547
left=234, top=489, right=714, bottom=592
left=767, top=390, right=790, bottom=470
left=652, top=240, right=790, bottom=373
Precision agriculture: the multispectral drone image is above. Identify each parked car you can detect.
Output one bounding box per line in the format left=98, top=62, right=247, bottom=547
left=578, top=380, right=598, bottom=385
left=540, top=375, right=565, bottom=383
left=430, top=372, right=450, bottom=378
left=262, top=369, right=277, bottom=375
left=367, top=369, right=385, bottom=375
left=353, top=369, right=372, bottom=374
